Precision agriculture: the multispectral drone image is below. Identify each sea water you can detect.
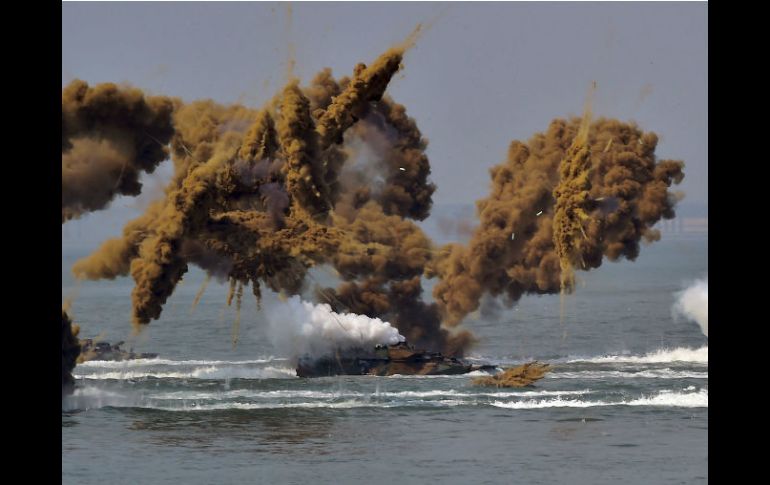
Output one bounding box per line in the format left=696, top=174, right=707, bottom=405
left=62, top=232, right=707, bottom=485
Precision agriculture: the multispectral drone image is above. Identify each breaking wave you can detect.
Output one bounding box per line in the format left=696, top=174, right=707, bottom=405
left=565, top=346, right=708, bottom=364
left=78, top=357, right=284, bottom=368
left=148, top=388, right=592, bottom=401
left=548, top=369, right=708, bottom=380
left=385, top=370, right=494, bottom=379
left=77, top=365, right=297, bottom=380
left=148, top=399, right=472, bottom=411
left=62, top=386, right=144, bottom=412
left=490, top=389, right=707, bottom=409
left=64, top=387, right=706, bottom=412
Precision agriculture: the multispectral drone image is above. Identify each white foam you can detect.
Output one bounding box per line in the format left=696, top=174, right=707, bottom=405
left=491, top=397, right=604, bottom=409
left=163, top=399, right=472, bottom=411
left=565, top=346, right=708, bottom=364
left=490, top=389, right=707, bottom=409
left=549, top=369, right=708, bottom=380
left=149, top=388, right=592, bottom=401
left=151, top=389, right=339, bottom=400
left=64, top=386, right=705, bottom=412
left=64, top=398, right=472, bottom=412
left=386, top=370, right=493, bottom=379
left=78, top=357, right=284, bottom=368
left=65, top=389, right=707, bottom=412
left=481, top=389, right=589, bottom=398
left=626, top=388, right=708, bottom=407
left=374, top=389, right=590, bottom=399
left=77, top=365, right=297, bottom=380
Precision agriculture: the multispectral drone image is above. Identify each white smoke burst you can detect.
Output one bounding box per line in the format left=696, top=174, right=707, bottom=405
left=264, top=296, right=405, bottom=360
left=673, top=277, right=708, bottom=337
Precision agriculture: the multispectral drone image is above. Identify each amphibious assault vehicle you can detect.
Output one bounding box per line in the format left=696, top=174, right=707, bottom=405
left=296, top=341, right=497, bottom=378
left=78, top=339, right=158, bottom=362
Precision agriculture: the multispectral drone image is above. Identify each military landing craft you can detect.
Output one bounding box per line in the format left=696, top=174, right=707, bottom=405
left=296, top=341, right=497, bottom=378
left=78, top=339, right=158, bottom=362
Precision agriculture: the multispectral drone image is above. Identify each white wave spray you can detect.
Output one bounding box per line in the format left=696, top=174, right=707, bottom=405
left=566, top=346, right=708, bottom=364
left=491, top=388, right=708, bottom=409
left=263, top=296, right=405, bottom=360
left=673, top=277, right=708, bottom=337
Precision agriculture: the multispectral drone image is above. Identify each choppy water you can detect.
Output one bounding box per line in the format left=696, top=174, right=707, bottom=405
left=62, top=233, right=707, bottom=484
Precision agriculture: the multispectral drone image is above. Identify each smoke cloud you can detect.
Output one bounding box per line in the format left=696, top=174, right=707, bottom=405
left=264, top=296, right=405, bottom=361
left=62, top=80, right=178, bottom=222
left=431, top=117, right=684, bottom=327
left=64, top=27, right=686, bottom=358
left=674, top=278, right=708, bottom=337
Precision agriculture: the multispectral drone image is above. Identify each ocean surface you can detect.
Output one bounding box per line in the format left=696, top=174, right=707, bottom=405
left=62, top=231, right=707, bottom=485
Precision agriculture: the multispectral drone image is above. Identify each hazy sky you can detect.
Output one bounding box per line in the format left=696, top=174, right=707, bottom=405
left=62, top=1, right=707, bottom=244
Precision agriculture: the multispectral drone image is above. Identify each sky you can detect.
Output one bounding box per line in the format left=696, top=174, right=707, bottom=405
left=62, top=1, right=707, bottom=245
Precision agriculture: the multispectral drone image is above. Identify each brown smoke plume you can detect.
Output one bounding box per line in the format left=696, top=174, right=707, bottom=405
left=62, top=80, right=178, bottom=222
left=339, top=96, right=436, bottom=220
left=277, top=81, right=326, bottom=215
left=71, top=37, right=422, bottom=331
left=553, top=87, right=594, bottom=292
left=65, top=29, right=684, bottom=358
left=61, top=81, right=177, bottom=392
left=315, top=43, right=409, bottom=149
left=432, top=117, right=684, bottom=327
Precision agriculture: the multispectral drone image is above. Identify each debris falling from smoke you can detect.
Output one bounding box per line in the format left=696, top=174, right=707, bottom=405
left=191, top=274, right=211, bottom=314
left=232, top=281, right=244, bottom=349
left=674, top=278, right=708, bottom=337
left=553, top=85, right=594, bottom=293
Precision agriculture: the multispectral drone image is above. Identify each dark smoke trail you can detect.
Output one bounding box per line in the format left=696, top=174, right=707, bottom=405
left=232, top=281, right=244, bottom=349
left=191, top=273, right=212, bottom=314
